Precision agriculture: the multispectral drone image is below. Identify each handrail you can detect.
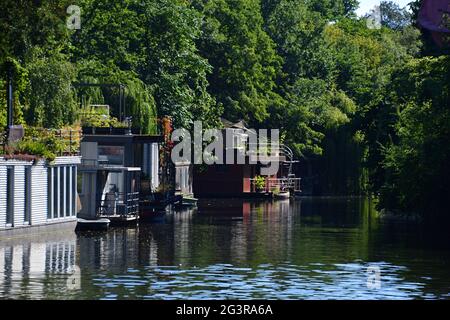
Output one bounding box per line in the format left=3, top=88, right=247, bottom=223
left=249, top=177, right=301, bottom=192
left=1, top=128, right=81, bottom=156
left=28, top=127, right=82, bottom=156
left=97, top=191, right=140, bottom=217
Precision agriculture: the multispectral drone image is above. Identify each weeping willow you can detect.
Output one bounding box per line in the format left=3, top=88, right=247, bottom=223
left=124, top=79, right=158, bottom=135
left=74, top=61, right=158, bottom=134
left=76, top=76, right=105, bottom=109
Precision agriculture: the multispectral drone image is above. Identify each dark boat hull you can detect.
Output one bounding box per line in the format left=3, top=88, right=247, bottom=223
left=99, top=215, right=138, bottom=227
left=75, top=218, right=110, bottom=231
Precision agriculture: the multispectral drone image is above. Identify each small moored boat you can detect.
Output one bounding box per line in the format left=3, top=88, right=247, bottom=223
left=182, top=196, right=198, bottom=207
left=100, top=214, right=138, bottom=226
left=76, top=218, right=110, bottom=231
left=274, top=191, right=290, bottom=199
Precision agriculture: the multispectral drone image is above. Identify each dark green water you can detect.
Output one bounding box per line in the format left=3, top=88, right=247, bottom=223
left=1, top=197, right=450, bottom=300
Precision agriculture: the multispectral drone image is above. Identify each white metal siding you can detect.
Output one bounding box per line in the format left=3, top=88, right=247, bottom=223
left=0, top=247, right=4, bottom=286
left=0, top=157, right=79, bottom=231
left=0, top=165, right=6, bottom=228
left=53, top=156, right=81, bottom=166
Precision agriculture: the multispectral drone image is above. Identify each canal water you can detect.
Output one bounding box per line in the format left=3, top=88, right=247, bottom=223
left=1, top=197, right=450, bottom=300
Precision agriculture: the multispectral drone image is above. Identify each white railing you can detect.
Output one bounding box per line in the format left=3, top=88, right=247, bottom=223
left=250, top=177, right=301, bottom=193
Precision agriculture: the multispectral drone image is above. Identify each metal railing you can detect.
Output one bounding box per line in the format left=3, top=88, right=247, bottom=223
left=97, top=192, right=140, bottom=217
left=1, top=128, right=81, bottom=156
left=53, top=128, right=82, bottom=156
left=250, top=177, right=301, bottom=193
left=24, top=127, right=82, bottom=156
left=80, top=158, right=120, bottom=168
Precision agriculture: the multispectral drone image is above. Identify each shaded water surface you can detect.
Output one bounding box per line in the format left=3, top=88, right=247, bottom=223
left=1, top=197, right=450, bottom=299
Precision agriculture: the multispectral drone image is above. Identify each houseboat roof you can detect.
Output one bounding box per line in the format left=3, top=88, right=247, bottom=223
left=221, top=118, right=248, bottom=129
left=97, top=166, right=141, bottom=172
left=79, top=161, right=142, bottom=172
left=221, top=118, right=257, bottom=135
left=82, top=129, right=163, bottom=144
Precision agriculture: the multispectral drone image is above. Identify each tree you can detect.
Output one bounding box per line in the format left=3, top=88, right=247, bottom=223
left=379, top=0, right=412, bottom=30
left=193, top=0, right=282, bottom=125
left=72, top=0, right=219, bottom=130
left=323, top=18, right=420, bottom=194
left=0, top=0, right=72, bottom=64
left=263, top=0, right=357, bottom=158
left=141, top=0, right=220, bottom=129
left=266, top=0, right=333, bottom=82
left=381, top=56, right=450, bottom=219
left=306, top=0, right=359, bottom=20
left=24, top=51, right=78, bottom=128
left=0, top=0, right=75, bottom=128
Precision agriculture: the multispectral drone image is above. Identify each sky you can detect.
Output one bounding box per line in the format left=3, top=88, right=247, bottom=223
left=356, top=0, right=412, bottom=16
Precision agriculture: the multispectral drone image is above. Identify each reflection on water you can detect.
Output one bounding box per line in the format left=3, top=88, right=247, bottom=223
left=1, top=197, right=450, bottom=299
left=0, top=233, right=77, bottom=299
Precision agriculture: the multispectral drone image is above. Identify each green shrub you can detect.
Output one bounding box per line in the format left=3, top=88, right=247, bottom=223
left=79, top=107, right=126, bottom=128
left=15, top=138, right=56, bottom=161
left=254, top=175, right=266, bottom=191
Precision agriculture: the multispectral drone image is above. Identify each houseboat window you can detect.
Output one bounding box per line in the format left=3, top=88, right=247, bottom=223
left=181, top=168, right=185, bottom=190
left=66, top=166, right=71, bottom=217
left=47, top=167, right=53, bottom=219
left=98, top=145, right=124, bottom=166
left=72, top=166, right=77, bottom=216
left=53, top=167, right=59, bottom=219
left=184, top=168, right=189, bottom=192
left=60, top=166, right=65, bottom=217
left=6, top=166, right=14, bottom=225
left=175, top=167, right=181, bottom=190
left=178, top=167, right=188, bottom=191
left=24, top=166, right=32, bottom=223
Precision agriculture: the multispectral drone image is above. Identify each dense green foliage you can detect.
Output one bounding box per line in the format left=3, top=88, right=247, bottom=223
left=381, top=56, right=450, bottom=219
left=0, top=0, right=76, bottom=127
left=1, top=0, right=449, bottom=221
left=72, top=0, right=219, bottom=130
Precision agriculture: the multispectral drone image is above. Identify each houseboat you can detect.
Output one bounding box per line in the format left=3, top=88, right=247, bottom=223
left=174, top=159, right=197, bottom=207
left=1, top=79, right=82, bottom=236
left=0, top=155, right=81, bottom=237
left=193, top=119, right=301, bottom=198
left=78, top=125, right=177, bottom=224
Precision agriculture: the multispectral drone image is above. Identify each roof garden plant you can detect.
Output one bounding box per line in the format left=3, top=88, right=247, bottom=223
left=254, top=175, right=266, bottom=192
left=1, top=125, right=81, bottom=162
left=79, top=106, right=127, bottom=128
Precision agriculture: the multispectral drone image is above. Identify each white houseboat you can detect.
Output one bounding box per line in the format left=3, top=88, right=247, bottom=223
left=0, top=156, right=81, bottom=237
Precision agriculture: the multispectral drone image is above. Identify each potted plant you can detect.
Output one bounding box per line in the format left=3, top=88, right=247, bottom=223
left=254, top=175, right=266, bottom=193
left=272, top=185, right=280, bottom=196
